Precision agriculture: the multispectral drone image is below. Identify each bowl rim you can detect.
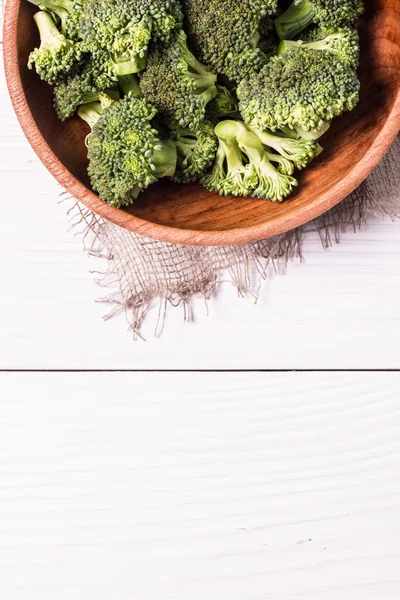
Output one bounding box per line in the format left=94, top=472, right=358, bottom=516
left=3, top=0, right=400, bottom=247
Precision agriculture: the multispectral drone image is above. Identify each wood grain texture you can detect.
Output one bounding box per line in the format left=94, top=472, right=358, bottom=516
left=3, top=0, right=400, bottom=246
left=0, top=372, right=400, bottom=599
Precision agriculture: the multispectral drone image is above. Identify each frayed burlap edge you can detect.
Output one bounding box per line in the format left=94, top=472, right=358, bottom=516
left=65, top=136, right=399, bottom=339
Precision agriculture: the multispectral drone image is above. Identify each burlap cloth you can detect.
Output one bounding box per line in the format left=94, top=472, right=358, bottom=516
left=66, top=136, right=399, bottom=337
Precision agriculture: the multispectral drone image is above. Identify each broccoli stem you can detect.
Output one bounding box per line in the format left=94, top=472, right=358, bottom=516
left=151, top=140, right=177, bottom=179
left=215, top=121, right=259, bottom=183
left=117, top=74, right=142, bottom=97
left=275, top=0, right=315, bottom=40
left=214, top=122, right=247, bottom=174
left=249, top=126, right=318, bottom=169
left=198, top=86, right=219, bottom=104
left=180, top=37, right=218, bottom=95
left=279, top=125, right=301, bottom=140
left=214, top=120, right=297, bottom=202
left=29, top=0, right=75, bottom=33
left=113, top=54, right=148, bottom=76
left=175, top=130, right=199, bottom=156
left=77, top=102, right=103, bottom=129
left=278, top=38, right=336, bottom=55
left=33, top=10, right=66, bottom=49
left=69, top=88, right=118, bottom=116
left=222, top=138, right=246, bottom=176
left=280, top=123, right=331, bottom=141
left=266, top=152, right=295, bottom=176
left=295, top=123, right=331, bottom=139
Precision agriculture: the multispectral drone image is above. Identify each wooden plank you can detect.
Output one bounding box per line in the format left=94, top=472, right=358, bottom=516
left=0, top=372, right=399, bottom=599
left=1, top=64, right=400, bottom=369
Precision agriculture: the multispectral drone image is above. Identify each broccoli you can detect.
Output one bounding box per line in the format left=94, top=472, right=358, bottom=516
left=265, top=152, right=295, bottom=176
left=117, top=74, right=142, bottom=98
left=27, top=0, right=85, bottom=40
left=140, top=30, right=218, bottom=130
left=202, top=120, right=298, bottom=201
left=250, top=127, right=318, bottom=170
left=278, top=27, right=360, bottom=68
left=53, top=53, right=123, bottom=120
left=78, top=95, right=177, bottom=207
left=28, top=11, right=80, bottom=83
left=237, top=47, right=360, bottom=134
left=181, top=0, right=279, bottom=83
left=275, top=0, right=364, bottom=41
left=171, top=120, right=218, bottom=183
left=78, top=0, right=183, bottom=76
left=207, top=85, right=239, bottom=123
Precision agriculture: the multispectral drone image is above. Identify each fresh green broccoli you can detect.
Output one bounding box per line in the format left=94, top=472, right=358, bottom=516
left=278, top=27, right=360, bottom=68
left=171, top=120, right=218, bottom=183
left=202, top=120, right=298, bottom=201
left=27, top=0, right=85, bottom=40
left=265, top=151, right=295, bottom=176
left=140, top=30, right=218, bottom=130
left=53, top=52, right=123, bottom=120
left=28, top=11, right=80, bottom=83
left=275, top=0, right=364, bottom=41
left=78, top=0, right=183, bottom=75
left=117, top=74, right=142, bottom=98
left=78, top=95, right=177, bottom=207
left=181, top=0, right=279, bottom=83
left=237, top=48, right=360, bottom=134
left=250, top=127, right=318, bottom=170
left=207, top=86, right=239, bottom=123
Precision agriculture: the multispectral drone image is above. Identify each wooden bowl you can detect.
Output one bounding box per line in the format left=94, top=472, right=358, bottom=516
left=3, top=0, right=400, bottom=246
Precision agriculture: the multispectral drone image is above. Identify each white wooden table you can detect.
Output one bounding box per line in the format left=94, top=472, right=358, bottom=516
left=1, top=59, right=400, bottom=598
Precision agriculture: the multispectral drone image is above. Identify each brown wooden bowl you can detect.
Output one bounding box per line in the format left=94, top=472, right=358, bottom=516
left=3, top=0, right=400, bottom=246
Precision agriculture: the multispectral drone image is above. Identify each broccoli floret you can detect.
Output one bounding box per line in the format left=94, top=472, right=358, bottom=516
left=181, top=0, right=279, bottom=83
left=140, top=30, right=218, bottom=130
left=279, top=27, right=360, bottom=68
left=171, top=120, right=218, bottom=183
left=275, top=0, right=364, bottom=41
left=27, top=0, right=85, bottom=39
left=53, top=53, right=123, bottom=120
left=207, top=85, right=239, bottom=123
left=28, top=11, right=80, bottom=83
left=202, top=120, right=298, bottom=201
left=77, top=95, right=177, bottom=207
left=249, top=127, right=318, bottom=170
left=237, top=48, right=360, bottom=134
left=78, top=0, right=183, bottom=76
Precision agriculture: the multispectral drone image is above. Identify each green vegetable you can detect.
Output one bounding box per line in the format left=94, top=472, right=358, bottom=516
left=207, top=86, right=239, bottom=124
left=237, top=47, right=360, bottom=134
left=78, top=0, right=183, bottom=75
left=172, top=121, right=218, bottom=183
left=275, top=0, right=364, bottom=41
left=278, top=27, right=360, bottom=68
left=180, top=0, right=279, bottom=82
left=28, top=10, right=80, bottom=83
left=250, top=127, right=318, bottom=170
left=202, top=120, right=298, bottom=201
left=140, top=30, right=218, bottom=130
left=26, top=0, right=363, bottom=206
left=27, top=0, right=85, bottom=39
left=78, top=95, right=177, bottom=207
left=53, top=53, right=121, bottom=120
